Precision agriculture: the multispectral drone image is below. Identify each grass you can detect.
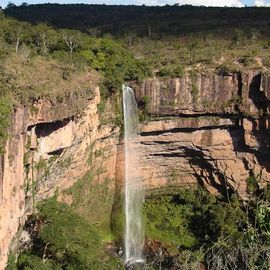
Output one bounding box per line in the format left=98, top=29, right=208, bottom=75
left=3, top=54, right=97, bottom=105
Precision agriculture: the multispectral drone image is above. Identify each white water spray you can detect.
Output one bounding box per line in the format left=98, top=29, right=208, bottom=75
left=123, top=85, right=144, bottom=263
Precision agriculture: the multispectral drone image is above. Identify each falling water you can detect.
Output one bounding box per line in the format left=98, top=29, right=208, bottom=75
left=123, top=85, right=144, bottom=263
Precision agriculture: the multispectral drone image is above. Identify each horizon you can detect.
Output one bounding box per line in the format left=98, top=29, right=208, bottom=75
left=1, top=0, right=270, bottom=9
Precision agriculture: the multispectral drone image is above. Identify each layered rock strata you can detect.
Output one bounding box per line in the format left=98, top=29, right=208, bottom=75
left=1, top=69, right=270, bottom=269
left=136, top=70, right=270, bottom=198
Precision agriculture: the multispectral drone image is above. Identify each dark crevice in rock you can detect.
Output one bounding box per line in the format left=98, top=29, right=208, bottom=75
left=149, top=152, right=186, bottom=158
left=229, top=125, right=270, bottom=174
left=47, top=149, right=64, bottom=156
left=235, top=72, right=243, bottom=126
left=242, top=158, right=250, bottom=171
left=183, top=148, right=233, bottom=196
left=248, top=73, right=269, bottom=114
left=34, top=117, right=74, bottom=138
left=228, top=128, right=247, bottom=152
left=27, top=116, right=74, bottom=137
left=237, top=72, right=243, bottom=100
left=140, top=141, right=176, bottom=145
left=147, top=112, right=242, bottom=119
left=140, top=125, right=237, bottom=137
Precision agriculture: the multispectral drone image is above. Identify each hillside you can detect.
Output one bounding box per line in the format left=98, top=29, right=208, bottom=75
left=5, top=4, right=270, bottom=77
left=5, top=4, right=270, bottom=37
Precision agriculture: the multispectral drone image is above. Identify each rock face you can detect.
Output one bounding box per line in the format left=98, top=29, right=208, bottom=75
left=136, top=70, right=270, bottom=198
left=1, top=69, right=270, bottom=269
left=0, top=86, right=120, bottom=269
left=136, top=70, right=269, bottom=116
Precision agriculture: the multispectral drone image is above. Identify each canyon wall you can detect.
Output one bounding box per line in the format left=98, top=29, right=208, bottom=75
left=1, top=69, right=270, bottom=269
left=136, top=70, right=270, bottom=198
left=0, top=86, right=120, bottom=269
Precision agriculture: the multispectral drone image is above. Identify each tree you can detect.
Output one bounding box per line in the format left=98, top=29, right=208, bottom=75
left=63, top=31, right=77, bottom=54
left=6, top=2, right=16, bottom=8
left=231, top=29, right=244, bottom=47
left=87, top=27, right=100, bottom=38
left=187, top=39, right=199, bottom=64
left=14, top=25, right=22, bottom=53
left=32, top=24, right=53, bottom=55
left=147, top=24, right=152, bottom=37
left=125, top=33, right=137, bottom=48
left=20, top=43, right=31, bottom=64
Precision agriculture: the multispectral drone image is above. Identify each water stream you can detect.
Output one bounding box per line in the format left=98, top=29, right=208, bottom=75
left=123, top=85, right=144, bottom=264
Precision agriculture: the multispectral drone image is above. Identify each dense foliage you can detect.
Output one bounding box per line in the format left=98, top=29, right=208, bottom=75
left=144, top=185, right=270, bottom=269
left=12, top=184, right=270, bottom=270
left=0, top=10, right=150, bottom=93
left=5, top=4, right=270, bottom=37
left=144, top=188, right=243, bottom=252
left=15, top=199, right=124, bottom=270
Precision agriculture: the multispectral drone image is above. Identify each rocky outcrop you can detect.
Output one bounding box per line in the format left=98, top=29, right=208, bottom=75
left=136, top=70, right=270, bottom=198
left=136, top=70, right=270, bottom=116
left=0, top=86, right=120, bottom=269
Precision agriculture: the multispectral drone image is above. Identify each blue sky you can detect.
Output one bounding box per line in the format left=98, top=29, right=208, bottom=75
left=1, top=0, right=270, bottom=9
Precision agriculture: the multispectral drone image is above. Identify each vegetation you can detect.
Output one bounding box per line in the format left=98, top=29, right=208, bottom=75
left=143, top=185, right=270, bottom=269
left=0, top=9, right=150, bottom=97
left=14, top=141, right=125, bottom=269
left=1, top=4, right=270, bottom=150
left=5, top=4, right=270, bottom=38
left=246, top=173, right=259, bottom=195
left=144, top=187, right=243, bottom=252
left=64, top=171, right=115, bottom=240
left=0, top=96, right=12, bottom=154
left=14, top=183, right=270, bottom=269
left=16, top=198, right=124, bottom=270
left=138, top=95, right=150, bottom=122
left=5, top=4, right=270, bottom=73
left=156, top=65, right=184, bottom=78
left=0, top=10, right=150, bottom=152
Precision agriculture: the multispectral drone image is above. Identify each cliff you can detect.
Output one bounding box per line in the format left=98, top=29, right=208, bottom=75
left=136, top=70, right=270, bottom=198
left=1, top=68, right=270, bottom=269
left=0, top=84, right=120, bottom=269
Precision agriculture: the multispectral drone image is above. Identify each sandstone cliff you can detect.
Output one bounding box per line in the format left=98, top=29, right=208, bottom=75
left=136, top=70, right=270, bottom=199
left=0, top=85, right=120, bottom=269
left=1, top=69, right=270, bottom=269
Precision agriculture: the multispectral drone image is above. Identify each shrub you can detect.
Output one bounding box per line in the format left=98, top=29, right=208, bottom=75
left=156, top=65, right=184, bottom=78
left=246, top=174, right=259, bottom=195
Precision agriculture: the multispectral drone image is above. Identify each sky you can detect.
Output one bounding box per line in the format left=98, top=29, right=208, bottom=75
left=1, top=0, right=270, bottom=9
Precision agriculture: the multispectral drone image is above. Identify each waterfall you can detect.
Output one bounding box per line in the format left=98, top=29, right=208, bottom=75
left=123, top=85, right=144, bottom=263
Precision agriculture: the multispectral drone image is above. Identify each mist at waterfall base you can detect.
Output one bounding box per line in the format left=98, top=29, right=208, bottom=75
left=123, top=85, right=145, bottom=265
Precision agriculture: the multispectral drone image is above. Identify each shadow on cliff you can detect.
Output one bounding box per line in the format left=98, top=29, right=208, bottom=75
left=183, top=147, right=234, bottom=198
left=248, top=73, right=269, bottom=113
left=33, top=117, right=74, bottom=138
left=228, top=73, right=270, bottom=176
